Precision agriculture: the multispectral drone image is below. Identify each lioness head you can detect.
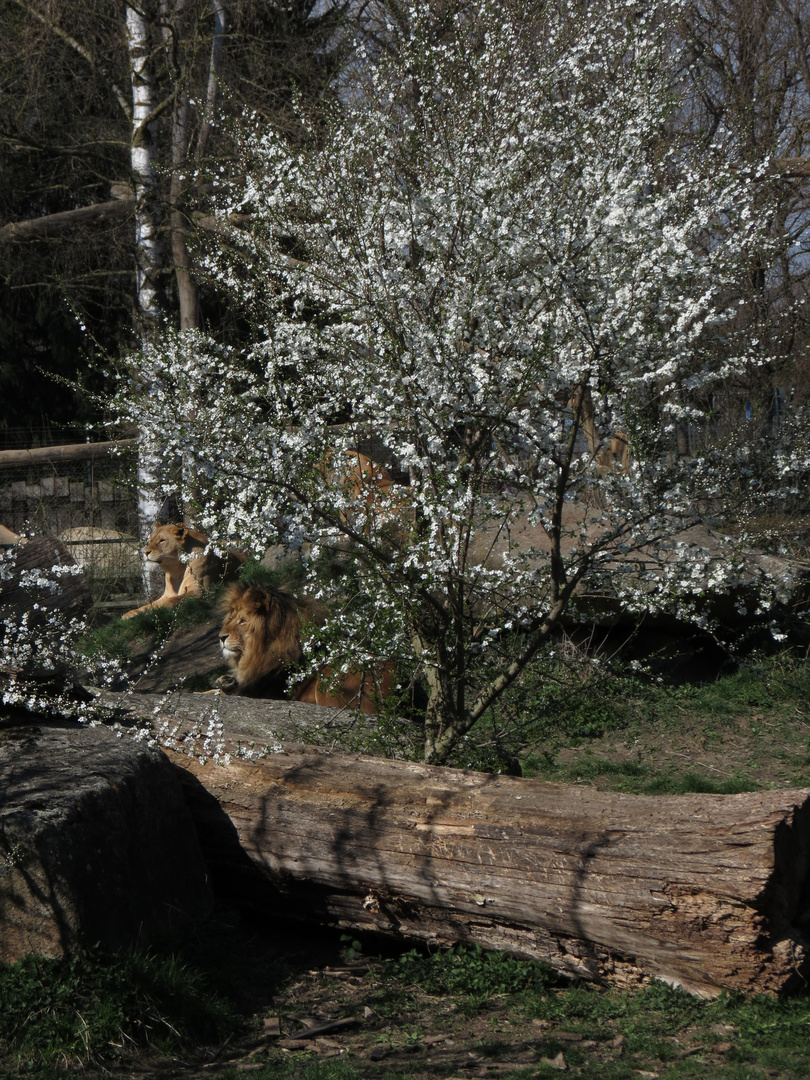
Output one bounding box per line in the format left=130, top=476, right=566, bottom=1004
left=143, top=523, right=192, bottom=566
left=218, top=582, right=307, bottom=691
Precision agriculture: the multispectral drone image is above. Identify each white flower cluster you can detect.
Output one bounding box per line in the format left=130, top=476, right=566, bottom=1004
left=0, top=548, right=273, bottom=765
left=1, top=548, right=122, bottom=719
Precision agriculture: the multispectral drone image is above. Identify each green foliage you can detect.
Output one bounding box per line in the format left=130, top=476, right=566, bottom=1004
left=386, top=944, right=558, bottom=1001
left=237, top=555, right=307, bottom=591
left=340, top=935, right=364, bottom=963
left=0, top=944, right=237, bottom=1067
left=79, top=592, right=219, bottom=661
left=442, top=637, right=634, bottom=772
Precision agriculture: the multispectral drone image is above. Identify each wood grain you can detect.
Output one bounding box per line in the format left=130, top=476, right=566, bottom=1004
left=170, top=741, right=810, bottom=996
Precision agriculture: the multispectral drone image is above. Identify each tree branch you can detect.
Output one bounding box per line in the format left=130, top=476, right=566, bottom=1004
left=0, top=199, right=135, bottom=242
left=13, top=0, right=132, bottom=122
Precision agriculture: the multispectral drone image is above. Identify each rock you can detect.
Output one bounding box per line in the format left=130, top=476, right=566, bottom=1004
left=0, top=535, right=93, bottom=623
left=127, top=619, right=225, bottom=692
left=0, top=721, right=213, bottom=963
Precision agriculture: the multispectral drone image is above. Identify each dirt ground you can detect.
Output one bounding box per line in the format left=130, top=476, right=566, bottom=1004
left=43, top=914, right=742, bottom=1080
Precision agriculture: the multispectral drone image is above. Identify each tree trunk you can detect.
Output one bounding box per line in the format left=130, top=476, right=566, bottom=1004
left=168, top=739, right=810, bottom=997
left=126, top=0, right=166, bottom=569
left=127, top=1, right=161, bottom=327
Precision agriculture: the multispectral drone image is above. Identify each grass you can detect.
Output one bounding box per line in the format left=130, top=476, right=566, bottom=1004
left=78, top=592, right=218, bottom=663
left=521, top=754, right=761, bottom=794
left=371, top=949, right=810, bottom=1078
left=204, top=942, right=810, bottom=1080
left=6, top=897, right=810, bottom=1078
left=479, top=645, right=810, bottom=793
left=0, top=942, right=238, bottom=1071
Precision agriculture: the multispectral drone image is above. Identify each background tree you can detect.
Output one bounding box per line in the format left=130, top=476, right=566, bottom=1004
left=0, top=0, right=347, bottom=446
left=675, top=0, right=810, bottom=417
left=662, top=0, right=810, bottom=550
left=118, top=0, right=799, bottom=765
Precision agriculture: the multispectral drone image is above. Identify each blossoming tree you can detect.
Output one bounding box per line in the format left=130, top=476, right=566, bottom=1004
left=119, top=0, right=789, bottom=764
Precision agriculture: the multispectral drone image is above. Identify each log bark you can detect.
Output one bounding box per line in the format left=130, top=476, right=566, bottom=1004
left=0, top=439, right=136, bottom=469
left=169, top=740, right=810, bottom=997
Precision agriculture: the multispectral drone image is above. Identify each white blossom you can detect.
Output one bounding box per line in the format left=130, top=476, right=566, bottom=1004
left=113, top=0, right=801, bottom=763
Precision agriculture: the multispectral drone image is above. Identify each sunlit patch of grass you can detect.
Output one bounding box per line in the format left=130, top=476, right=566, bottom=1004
left=522, top=754, right=758, bottom=795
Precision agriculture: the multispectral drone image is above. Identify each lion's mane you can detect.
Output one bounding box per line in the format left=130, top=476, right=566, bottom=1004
left=218, top=582, right=320, bottom=697
left=218, top=582, right=395, bottom=713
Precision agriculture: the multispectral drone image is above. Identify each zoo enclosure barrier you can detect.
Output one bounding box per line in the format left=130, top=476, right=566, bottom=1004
left=0, top=439, right=142, bottom=605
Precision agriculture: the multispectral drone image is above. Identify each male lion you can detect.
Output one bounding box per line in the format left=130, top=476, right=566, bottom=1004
left=122, top=524, right=246, bottom=619
left=217, top=581, right=394, bottom=713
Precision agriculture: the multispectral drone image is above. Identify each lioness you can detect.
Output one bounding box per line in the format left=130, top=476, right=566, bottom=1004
left=318, top=449, right=403, bottom=535
left=569, top=385, right=630, bottom=471
left=217, top=581, right=393, bottom=713
left=122, top=524, right=246, bottom=619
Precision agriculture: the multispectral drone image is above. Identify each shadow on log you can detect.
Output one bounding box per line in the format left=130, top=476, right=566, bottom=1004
left=169, top=740, right=810, bottom=998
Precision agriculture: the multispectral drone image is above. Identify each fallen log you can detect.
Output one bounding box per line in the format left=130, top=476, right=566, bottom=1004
left=169, top=740, right=810, bottom=998
left=94, top=689, right=414, bottom=755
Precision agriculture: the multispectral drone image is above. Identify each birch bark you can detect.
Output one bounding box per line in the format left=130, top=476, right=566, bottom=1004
left=127, top=1, right=165, bottom=556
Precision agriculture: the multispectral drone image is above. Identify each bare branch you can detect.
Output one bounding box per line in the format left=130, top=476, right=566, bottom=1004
left=0, top=199, right=135, bottom=242
left=12, top=0, right=132, bottom=122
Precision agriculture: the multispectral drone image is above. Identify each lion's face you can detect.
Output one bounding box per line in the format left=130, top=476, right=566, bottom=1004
left=218, top=593, right=261, bottom=662
left=218, top=583, right=305, bottom=689
left=143, top=524, right=188, bottom=566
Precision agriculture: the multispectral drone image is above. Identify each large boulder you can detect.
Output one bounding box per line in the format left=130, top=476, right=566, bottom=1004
left=0, top=720, right=213, bottom=963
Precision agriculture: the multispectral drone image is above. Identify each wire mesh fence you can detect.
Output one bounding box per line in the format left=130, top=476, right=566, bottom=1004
left=0, top=440, right=142, bottom=605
